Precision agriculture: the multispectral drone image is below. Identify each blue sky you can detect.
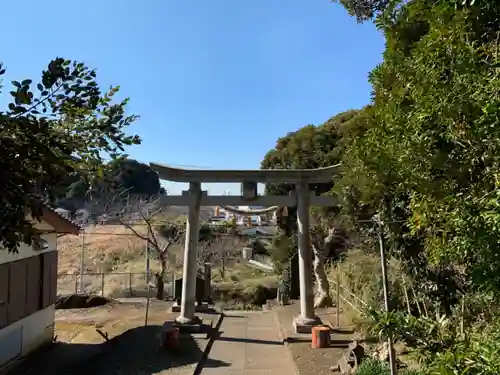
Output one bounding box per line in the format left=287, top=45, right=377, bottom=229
left=1, top=0, right=384, bottom=195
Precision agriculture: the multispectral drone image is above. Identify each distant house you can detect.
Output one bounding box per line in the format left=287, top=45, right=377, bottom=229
left=0, top=206, right=80, bottom=368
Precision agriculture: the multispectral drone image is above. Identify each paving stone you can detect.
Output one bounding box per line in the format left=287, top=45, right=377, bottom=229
left=199, top=312, right=297, bottom=374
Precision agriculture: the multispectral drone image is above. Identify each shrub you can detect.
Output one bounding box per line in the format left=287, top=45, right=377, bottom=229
left=357, top=359, right=425, bottom=375
left=356, top=358, right=390, bottom=375
left=367, top=308, right=500, bottom=375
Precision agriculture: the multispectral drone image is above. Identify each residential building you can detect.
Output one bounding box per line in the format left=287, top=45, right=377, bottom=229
left=0, top=206, right=80, bottom=368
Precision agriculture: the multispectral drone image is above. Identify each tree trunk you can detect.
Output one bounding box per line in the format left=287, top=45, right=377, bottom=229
left=312, top=243, right=332, bottom=308
left=312, top=227, right=336, bottom=308
left=220, top=256, right=226, bottom=280
left=155, top=244, right=169, bottom=300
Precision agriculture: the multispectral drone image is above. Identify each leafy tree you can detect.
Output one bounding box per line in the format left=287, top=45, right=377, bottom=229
left=335, top=0, right=500, bottom=295
left=0, top=58, right=140, bottom=252
left=331, top=0, right=394, bottom=22
left=330, top=0, right=500, bottom=371
left=262, top=109, right=361, bottom=196
left=261, top=110, right=361, bottom=306
left=95, top=158, right=161, bottom=197
left=56, top=158, right=162, bottom=211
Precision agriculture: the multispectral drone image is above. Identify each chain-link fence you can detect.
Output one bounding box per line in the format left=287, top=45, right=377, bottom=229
left=56, top=225, right=265, bottom=300
left=57, top=271, right=177, bottom=299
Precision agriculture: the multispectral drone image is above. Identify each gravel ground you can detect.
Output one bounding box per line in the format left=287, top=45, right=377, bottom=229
left=274, top=302, right=357, bottom=375
left=9, top=326, right=208, bottom=375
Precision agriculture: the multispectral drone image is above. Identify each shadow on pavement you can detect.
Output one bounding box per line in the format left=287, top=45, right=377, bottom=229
left=330, top=328, right=355, bottom=335
left=217, top=336, right=284, bottom=346
left=285, top=337, right=311, bottom=344
left=7, top=325, right=230, bottom=375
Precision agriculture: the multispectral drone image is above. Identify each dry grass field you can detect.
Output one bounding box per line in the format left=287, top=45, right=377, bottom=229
left=56, top=224, right=184, bottom=297
left=56, top=224, right=278, bottom=301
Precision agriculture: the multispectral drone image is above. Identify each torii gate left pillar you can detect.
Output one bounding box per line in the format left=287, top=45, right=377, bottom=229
left=151, top=163, right=339, bottom=332
left=176, top=182, right=202, bottom=324
left=293, top=182, right=319, bottom=330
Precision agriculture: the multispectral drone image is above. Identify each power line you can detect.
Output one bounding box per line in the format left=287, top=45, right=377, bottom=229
left=166, top=163, right=217, bottom=169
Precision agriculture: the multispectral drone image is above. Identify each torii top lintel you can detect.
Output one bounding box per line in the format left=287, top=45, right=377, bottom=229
left=150, top=163, right=341, bottom=184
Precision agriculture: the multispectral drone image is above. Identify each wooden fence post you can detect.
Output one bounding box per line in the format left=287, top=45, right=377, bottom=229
left=101, top=273, right=105, bottom=296
left=129, top=273, right=133, bottom=297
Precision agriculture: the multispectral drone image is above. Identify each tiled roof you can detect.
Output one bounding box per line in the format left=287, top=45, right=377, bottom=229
left=41, top=204, right=81, bottom=235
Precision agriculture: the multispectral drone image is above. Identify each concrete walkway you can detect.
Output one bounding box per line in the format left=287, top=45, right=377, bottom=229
left=200, top=311, right=298, bottom=375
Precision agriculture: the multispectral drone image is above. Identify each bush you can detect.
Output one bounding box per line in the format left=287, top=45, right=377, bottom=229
left=356, top=359, right=390, bottom=375
left=326, top=249, right=406, bottom=313
left=367, top=308, right=500, bottom=375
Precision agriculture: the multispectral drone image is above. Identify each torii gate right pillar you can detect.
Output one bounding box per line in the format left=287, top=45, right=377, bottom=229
left=294, top=182, right=321, bottom=333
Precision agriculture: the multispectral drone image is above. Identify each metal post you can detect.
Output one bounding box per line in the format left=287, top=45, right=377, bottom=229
left=101, top=273, right=105, bottom=296
left=336, top=265, right=341, bottom=327
left=377, top=222, right=396, bottom=375
left=128, top=272, right=133, bottom=297
left=79, top=234, right=85, bottom=293
left=145, top=240, right=150, bottom=283
left=145, top=235, right=151, bottom=327
left=74, top=276, right=78, bottom=294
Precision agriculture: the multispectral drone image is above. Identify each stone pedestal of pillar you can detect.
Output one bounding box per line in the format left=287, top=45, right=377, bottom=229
left=293, top=182, right=322, bottom=334
left=293, top=315, right=323, bottom=334
left=175, top=182, right=202, bottom=326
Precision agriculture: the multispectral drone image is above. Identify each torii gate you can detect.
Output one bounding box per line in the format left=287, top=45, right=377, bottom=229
left=150, top=163, right=339, bottom=333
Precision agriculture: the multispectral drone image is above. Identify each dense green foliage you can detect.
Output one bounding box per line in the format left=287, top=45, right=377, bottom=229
left=262, top=110, right=360, bottom=197
left=336, top=0, right=500, bottom=295
left=350, top=0, right=500, bottom=371
left=0, top=58, right=140, bottom=252
left=264, top=0, right=500, bottom=372
left=261, top=110, right=358, bottom=259
left=55, top=157, right=163, bottom=210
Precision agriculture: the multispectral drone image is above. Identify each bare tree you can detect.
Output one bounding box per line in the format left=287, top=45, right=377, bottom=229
left=205, top=236, right=236, bottom=280
left=98, top=189, right=184, bottom=299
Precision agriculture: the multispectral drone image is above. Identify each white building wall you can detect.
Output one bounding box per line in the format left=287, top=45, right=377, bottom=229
left=0, top=220, right=57, bottom=265
left=0, top=306, right=55, bottom=365
left=0, top=219, right=57, bottom=367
